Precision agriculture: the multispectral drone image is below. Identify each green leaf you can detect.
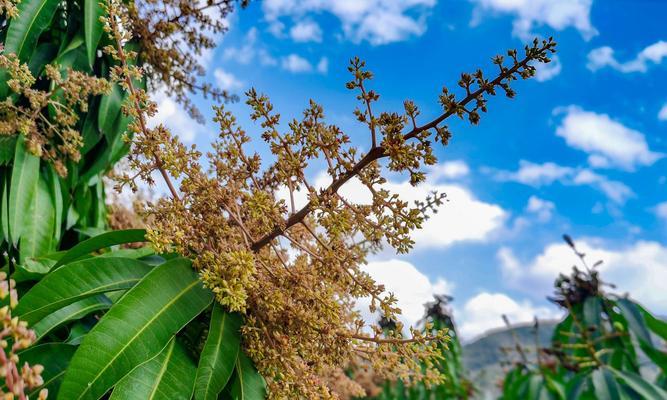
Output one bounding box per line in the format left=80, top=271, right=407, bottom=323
left=608, top=367, right=667, bottom=399
left=0, top=0, right=60, bottom=96
left=19, top=173, right=56, bottom=261
left=53, top=228, right=147, bottom=268
left=19, top=343, right=77, bottom=399
left=8, top=135, right=40, bottom=245
left=47, top=165, right=63, bottom=242
left=32, top=295, right=112, bottom=340
left=592, top=368, right=621, bottom=400
left=84, top=0, right=105, bottom=67
left=0, top=136, right=17, bottom=165
left=4, top=0, right=60, bottom=60
left=110, top=338, right=197, bottom=400
left=616, top=298, right=652, bottom=346
left=1, top=174, right=9, bottom=242
left=226, top=353, right=266, bottom=400
left=15, top=257, right=153, bottom=325
left=98, top=84, right=124, bottom=139
left=57, top=258, right=213, bottom=400
left=195, top=306, right=242, bottom=400
left=639, top=306, right=667, bottom=341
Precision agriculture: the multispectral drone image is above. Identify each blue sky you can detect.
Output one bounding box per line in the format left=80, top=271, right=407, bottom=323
left=151, top=0, right=667, bottom=340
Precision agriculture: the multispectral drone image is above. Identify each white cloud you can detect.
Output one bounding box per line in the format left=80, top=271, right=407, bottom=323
left=213, top=69, right=243, bottom=91
left=555, top=106, right=662, bottom=170
left=499, top=240, right=667, bottom=312
left=493, top=160, right=572, bottom=186
left=279, top=164, right=507, bottom=250
left=281, top=54, right=313, bottom=73
left=316, top=57, right=329, bottom=74
left=526, top=196, right=555, bottom=222
left=659, top=104, right=667, bottom=121
left=149, top=90, right=204, bottom=143
left=587, top=41, right=667, bottom=73
left=358, top=259, right=454, bottom=329
left=470, top=0, right=597, bottom=40
left=223, top=28, right=277, bottom=66
left=492, top=160, right=634, bottom=204
left=428, top=160, right=470, bottom=181
left=262, top=0, right=436, bottom=45
left=534, top=54, right=562, bottom=82
left=456, top=292, right=560, bottom=340
left=289, top=20, right=323, bottom=42
left=654, top=202, right=667, bottom=220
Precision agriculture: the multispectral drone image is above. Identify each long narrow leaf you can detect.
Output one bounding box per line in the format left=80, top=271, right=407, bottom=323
left=195, top=305, right=242, bottom=400
left=32, top=295, right=112, bottom=340
left=608, top=367, right=667, bottom=399
left=226, top=353, right=266, bottom=400
left=15, top=257, right=152, bottom=325
left=110, top=338, right=196, bottom=400
left=57, top=258, right=213, bottom=400
left=8, top=135, right=39, bottom=244
left=84, top=0, right=105, bottom=66
left=592, top=368, right=621, bottom=400
left=53, top=229, right=146, bottom=268
left=20, top=173, right=56, bottom=261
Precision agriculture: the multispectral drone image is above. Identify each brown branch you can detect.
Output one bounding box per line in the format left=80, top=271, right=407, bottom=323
left=251, top=46, right=543, bottom=252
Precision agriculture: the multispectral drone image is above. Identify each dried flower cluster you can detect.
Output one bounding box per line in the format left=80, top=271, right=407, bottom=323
left=0, top=272, right=47, bottom=400
left=102, top=0, right=556, bottom=396
left=123, top=0, right=247, bottom=121
left=0, top=50, right=110, bottom=176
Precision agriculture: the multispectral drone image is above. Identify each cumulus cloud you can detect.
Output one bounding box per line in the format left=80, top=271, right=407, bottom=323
left=262, top=0, right=436, bottom=45
left=281, top=54, right=313, bottom=73
left=491, top=160, right=634, bottom=204
left=289, top=20, right=323, bottom=42
left=555, top=106, right=662, bottom=170
left=470, top=0, right=597, bottom=40
left=525, top=196, right=555, bottom=222
left=654, top=202, right=667, bottom=221
left=456, top=292, right=560, bottom=340
left=223, top=28, right=277, bottom=66
left=316, top=57, right=329, bottom=74
left=587, top=41, right=667, bottom=73
left=498, top=240, right=667, bottom=313
left=534, top=54, right=562, bottom=82
left=149, top=90, right=205, bottom=143
left=358, top=259, right=454, bottom=329
left=213, top=69, right=243, bottom=91
left=659, top=104, right=667, bottom=121
left=427, top=160, right=470, bottom=181
left=279, top=165, right=507, bottom=251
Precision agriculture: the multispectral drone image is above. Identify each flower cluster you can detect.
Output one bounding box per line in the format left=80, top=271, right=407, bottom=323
left=0, top=52, right=109, bottom=176
left=0, top=272, right=47, bottom=400
left=123, top=0, right=246, bottom=121
left=103, top=0, right=556, bottom=396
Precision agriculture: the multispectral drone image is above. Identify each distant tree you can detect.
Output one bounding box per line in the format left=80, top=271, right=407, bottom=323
left=500, top=235, right=667, bottom=399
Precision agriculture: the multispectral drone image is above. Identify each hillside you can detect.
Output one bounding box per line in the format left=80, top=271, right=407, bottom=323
left=461, top=321, right=559, bottom=399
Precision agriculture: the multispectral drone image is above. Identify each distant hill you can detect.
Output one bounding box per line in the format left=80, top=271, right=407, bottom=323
left=461, top=321, right=559, bottom=399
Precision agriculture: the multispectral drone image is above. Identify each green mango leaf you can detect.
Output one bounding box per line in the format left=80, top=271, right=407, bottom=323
left=20, top=173, right=57, bottom=261
left=0, top=135, right=17, bottom=165
left=592, top=368, right=621, bottom=400
left=195, top=306, right=242, bottom=400
left=32, top=295, right=112, bottom=340
left=616, top=298, right=653, bottom=346
left=19, top=343, right=77, bottom=399
left=638, top=305, right=667, bottom=341
left=110, top=338, right=196, bottom=400
left=608, top=367, right=667, bottom=399
left=81, top=108, right=102, bottom=155
left=226, top=353, right=266, bottom=400
left=1, top=174, right=9, bottom=241
left=27, top=42, right=58, bottom=76
left=84, top=0, right=105, bottom=67
left=98, top=84, right=124, bottom=139
left=15, top=257, right=153, bottom=325
left=0, top=0, right=60, bottom=96
left=53, top=228, right=147, bottom=268
left=12, top=252, right=61, bottom=282
left=8, top=135, right=40, bottom=245
left=57, top=258, right=213, bottom=400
